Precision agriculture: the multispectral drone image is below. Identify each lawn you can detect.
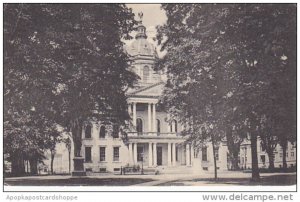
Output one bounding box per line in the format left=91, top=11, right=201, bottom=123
left=4, top=177, right=153, bottom=186
left=158, top=174, right=297, bottom=186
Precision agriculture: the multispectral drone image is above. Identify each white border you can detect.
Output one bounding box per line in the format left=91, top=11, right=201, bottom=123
left=0, top=1, right=298, bottom=200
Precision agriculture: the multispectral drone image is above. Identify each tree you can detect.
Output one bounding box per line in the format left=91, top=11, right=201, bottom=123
left=4, top=109, right=61, bottom=176
left=157, top=4, right=296, bottom=182
left=4, top=4, right=138, bottom=174
left=157, top=4, right=234, bottom=180
left=46, top=130, right=61, bottom=175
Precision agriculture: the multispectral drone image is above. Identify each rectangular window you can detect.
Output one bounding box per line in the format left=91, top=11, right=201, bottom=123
left=215, top=147, right=219, bottom=161
left=202, top=147, right=207, bottom=161
left=99, top=168, right=106, bottom=173
left=99, top=147, right=106, bottom=162
left=137, top=146, right=144, bottom=162
left=113, top=125, right=119, bottom=138
left=85, top=125, right=92, bottom=139
left=286, top=152, right=288, bottom=157
left=291, top=152, right=294, bottom=157
left=85, top=147, right=92, bottom=162
left=260, top=155, right=266, bottom=164
left=280, top=153, right=283, bottom=157
left=113, top=147, right=119, bottom=162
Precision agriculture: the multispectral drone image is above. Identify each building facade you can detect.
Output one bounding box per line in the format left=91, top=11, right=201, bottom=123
left=71, top=19, right=295, bottom=174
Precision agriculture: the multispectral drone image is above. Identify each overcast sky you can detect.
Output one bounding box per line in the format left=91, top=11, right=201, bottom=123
left=127, top=4, right=167, bottom=38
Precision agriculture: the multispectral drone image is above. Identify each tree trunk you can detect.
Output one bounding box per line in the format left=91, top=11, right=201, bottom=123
left=71, top=118, right=86, bottom=176
left=250, top=133, right=260, bottom=182
left=282, top=140, right=288, bottom=171
left=71, top=118, right=83, bottom=157
left=211, top=134, right=218, bottom=181
left=11, top=151, right=25, bottom=176
left=267, top=150, right=275, bottom=171
left=226, top=128, right=240, bottom=170
left=29, top=158, right=38, bottom=175
left=231, top=150, right=240, bottom=170
left=50, top=151, right=55, bottom=175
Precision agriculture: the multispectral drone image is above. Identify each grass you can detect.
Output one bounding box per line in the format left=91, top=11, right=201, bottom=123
left=4, top=177, right=153, bottom=186
left=159, top=174, right=296, bottom=186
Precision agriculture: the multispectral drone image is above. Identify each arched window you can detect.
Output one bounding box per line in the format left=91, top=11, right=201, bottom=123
left=99, top=125, right=105, bottom=138
left=156, top=119, right=161, bottom=134
left=136, top=118, right=143, bottom=135
left=85, top=124, right=92, bottom=138
left=171, top=120, right=178, bottom=133
left=143, top=66, right=150, bottom=82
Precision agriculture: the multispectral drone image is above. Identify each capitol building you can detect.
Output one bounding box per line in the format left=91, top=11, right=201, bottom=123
left=43, top=19, right=296, bottom=175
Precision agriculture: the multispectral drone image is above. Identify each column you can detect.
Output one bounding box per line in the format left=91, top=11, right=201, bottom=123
left=168, top=143, right=172, bottom=166
left=128, top=143, right=133, bottom=165
left=191, top=145, right=195, bottom=166
left=128, top=103, right=132, bottom=116
left=133, top=143, right=137, bottom=164
left=172, top=143, right=176, bottom=166
left=153, top=143, right=157, bottom=166
left=148, top=103, right=152, bottom=132
left=186, top=144, right=190, bottom=166
left=171, top=121, right=175, bottom=133
left=167, top=113, right=171, bottom=132
left=148, top=143, right=153, bottom=167
left=152, top=103, right=156, bottom=132
left=133, top=102, right=137, bottom=128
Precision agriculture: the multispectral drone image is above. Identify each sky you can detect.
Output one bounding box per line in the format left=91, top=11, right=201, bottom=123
left=127, top=4, right=167, bottom=39
left=125, top=4, right=167, bottom=56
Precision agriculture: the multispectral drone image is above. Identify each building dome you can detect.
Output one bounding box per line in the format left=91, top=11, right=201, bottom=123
left=126, top=18, right=157, bottom=57
left=126, top=38, right=156, bottom=57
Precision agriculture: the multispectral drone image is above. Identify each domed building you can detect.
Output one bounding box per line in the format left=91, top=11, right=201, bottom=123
left=80, top=17, right=211, bottom=174
left=125, top=19, right=161, bottom=86
left=78, top=15, right=295, bottom=175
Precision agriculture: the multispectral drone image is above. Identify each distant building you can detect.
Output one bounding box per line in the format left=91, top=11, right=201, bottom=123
left=239, top=139, right=296, bottom=170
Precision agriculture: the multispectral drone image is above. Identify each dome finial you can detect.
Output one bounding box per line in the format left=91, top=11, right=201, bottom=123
left=135, top=12, right=147, bottom=39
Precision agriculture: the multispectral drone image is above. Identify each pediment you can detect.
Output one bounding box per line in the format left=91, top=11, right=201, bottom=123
left=127, top=82, right=165, bottom=97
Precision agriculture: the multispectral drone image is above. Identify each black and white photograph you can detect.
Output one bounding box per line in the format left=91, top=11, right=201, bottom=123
left=2, top=1, right=297, bottom=197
